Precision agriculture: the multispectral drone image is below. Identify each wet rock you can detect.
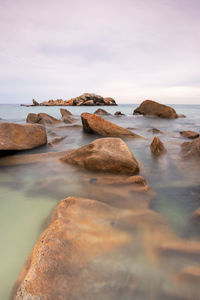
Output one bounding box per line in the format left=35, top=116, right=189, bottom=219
left=60, top=137, right=139, bottom=175
left=133, top=100, right=178, bottom=119
left=94, top=108, right=111, bottom=116
left=60, top=108, right=72, bottom=117
left=148, top=128, right=163, bottom=134
left=180, top=131, right=199, bottom=139
left=180, top=137, right=200, bottom=159
left=0, top=122, right=47, bottom=151
left=48, top=136, right=66, bottom=147
left=81, top=113, right=141, bottom=138
left=174, top=266, right=200, bottom=283
left=26, top=113, right=61, bottom=125
left=114, top=111, right=125, bottom=116
left=12, top=196, right=130, bottom=300
left=177, top=114, right=186, bottom=118
left=150, top=136, right=167, bottom=155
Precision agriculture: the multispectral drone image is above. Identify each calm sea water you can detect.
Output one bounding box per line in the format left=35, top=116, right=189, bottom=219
left=0, top=103, right=200, bottom=299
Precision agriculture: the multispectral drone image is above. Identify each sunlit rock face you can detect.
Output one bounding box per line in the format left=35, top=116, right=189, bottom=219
left=133, top=100, right=178, bottom=119
left=81, top=112, right=141, bottom=138
left=60, top=137, right=140, bottom=175
left=0, top=122, right=47, bottom=151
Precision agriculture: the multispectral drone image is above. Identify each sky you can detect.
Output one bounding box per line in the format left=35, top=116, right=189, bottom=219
left=0, top=0, right=200, bottom=104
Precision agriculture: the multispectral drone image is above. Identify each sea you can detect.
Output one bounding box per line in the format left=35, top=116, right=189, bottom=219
left=0, top=103, right=200, bottom=299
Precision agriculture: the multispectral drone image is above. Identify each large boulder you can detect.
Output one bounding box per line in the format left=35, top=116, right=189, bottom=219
left=60, top=137, right=139, bottom=175
left=0, top=122, right=47, bottom=151
left=133, top=100, right=178, bottom=119
left=181, top=137, right=200, bottom=159
left=12, top=196, right=130, bottom=300
left=180, top=131, right=199, bottom=139
left=26, top=113, right=61, bottom=125
left=150, top=136, right=167, bottom=155
left=81, top=113, right=141, bottom=138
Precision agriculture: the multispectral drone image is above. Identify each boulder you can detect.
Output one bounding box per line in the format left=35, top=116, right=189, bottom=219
left=114, top=111, right=125, bottom=116
left=48, top=136, right=66, bottom=147
left=174, top=266, right=200, bottom=283
left=26, top=113, right=61, bottom=125
left=0, top=122, right=47, bottom=151
left=191, top=208, right=200, bottom=222
left=81, top=113, right=141, bottom=138
left=180, top=131, right=199, bottom=139
left=94, top=108, right=110, bottom=116
left=60, top=137, right=139, bottom=175
left=181, top=137, right=200, bottom=159
left=148, top=128, right=163, bottom=134
left=133, top=100, right=178, bottom=119
left=12, top=196, right=130, bottom=300
left=104, top=97, right=117, bottom=105
left=32, top=99, right=39, bottom=106
left=150, top=136, right=167, bottom=155
left=60, top=108, right=72, bottom=117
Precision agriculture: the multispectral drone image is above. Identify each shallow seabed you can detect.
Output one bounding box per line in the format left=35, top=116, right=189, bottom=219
left=0, top=104, right=200, bottom=299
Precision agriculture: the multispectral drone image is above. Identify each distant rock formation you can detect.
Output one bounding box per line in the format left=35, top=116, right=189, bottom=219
left=23, top=93, right=117, bottom=107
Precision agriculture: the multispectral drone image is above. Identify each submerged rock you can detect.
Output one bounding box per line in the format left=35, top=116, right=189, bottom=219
left=148, top=128, right=163, bottom=134
left=48, top=136, right=66, bottom=147
left=26, top=113, right=61, bottom=125
left=81, top=113, right=141, bottom=138
left=114, top=111, right=125, bottom=116
left=181, top=137, right=200, bottom=159
left=12, top=196, right=130, bottom=300
left=0, top=122, right=47, bottom=151
left=180, top=131, right=199, bottom=139
left=133, top=100, right=178, bottom=119
left=94, top=108, right=111, bottom=115
left=150, top=136, right=167, bottom=155
left=60, top=137, right=139, bottom=175
left=60, top=108, right=75, bottom=124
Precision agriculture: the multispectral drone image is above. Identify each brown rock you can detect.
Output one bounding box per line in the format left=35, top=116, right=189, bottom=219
left=191, top=208, right=200, bottom=222
left=26, top=113, right=61, bottom=125
left=181, top=137, right=200, bottom=159
left=32, top=99, right=39, bottom=106
left=60, top=108, right=75, bottom=123
left=148, top=128, right=163, bottom=134
left=158, top=240, right=200, bottom=259
left=134, top=100, right=178, bottom=119
left=114, top=111, right=125, bottom=116
left=150, top=136, right=167, bottom=155
left=104, top=97, right=117, bottom=105
left=60, top=108, right=72, bottom=117
left=94, top=108, right=111, bottom=115
left=180, top=131, right=199, bottom=139
left=81, top=113, right=141, bottom=138
left=60, top=137, right=140, bottom=175
left=12, top=196, right=130, bottom=300
left=0, top=122, right=47, bottom=151
left=48, top=136, right=66, bottom=147
left=174, top=266, right=200, bottom=283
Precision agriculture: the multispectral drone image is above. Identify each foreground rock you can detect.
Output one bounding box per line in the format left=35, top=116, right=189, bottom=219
left=25, top=93, right=117, bottom=106
left=134, top=100, right=178, bottom=119
left=81, top=113, right=141, bottom=138
left=0, top=122, right=47, bottom=151
left=26, top=113, right=61, bottom=125
left=150, top=136, right=167, bottom=155
left=60, top=137, right=139, bottom=175
left=180, top=131, right=199, bottom=139
left=94, top=108, right=111, bottom=115
left=12, top=196, right=130, bottom=300
left=181, top=137, right=200, bottom=159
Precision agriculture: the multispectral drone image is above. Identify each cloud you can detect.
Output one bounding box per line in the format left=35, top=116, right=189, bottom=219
left=0, top=0, right=199, bottom=103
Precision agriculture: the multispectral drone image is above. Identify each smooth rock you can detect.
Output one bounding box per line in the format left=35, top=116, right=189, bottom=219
left=134, top=100, right=178, bottom=119
left=48, top=136, right=66, bottom=147
left=60, top=108, right=72, bottom=117
left=60, top=137, right=140, bottom=175
left=180, top=131, right=199, bottom=139
left=114, top=111, right=125, bottom=116
left=191, top=208, right=200, bottom=222
left=148, top=128, right=163, bottom=134
left=81, top=113, right=141, bottom=138
left=94, top=108, right=110, bottom=116
left=150, top=136, right=167, bottom=155
left=32, top=99, right=39, bottom=106
left=181, top=137, right=200, bottom=159
left=0, top=122, right=47, bottom=151
left=26, top=113, right=61, bottom=125
left=174, top=266, right=200, bottom=283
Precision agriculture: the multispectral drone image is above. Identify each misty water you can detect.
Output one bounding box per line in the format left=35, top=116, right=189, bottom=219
left=0, top=104, right=200, bottom=299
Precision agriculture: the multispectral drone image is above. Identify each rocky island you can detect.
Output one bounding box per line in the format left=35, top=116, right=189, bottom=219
left=21, top=93, right=117, bottom=107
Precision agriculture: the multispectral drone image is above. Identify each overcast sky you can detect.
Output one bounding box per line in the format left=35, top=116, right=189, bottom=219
left=0, top=0, right=200, bottom=104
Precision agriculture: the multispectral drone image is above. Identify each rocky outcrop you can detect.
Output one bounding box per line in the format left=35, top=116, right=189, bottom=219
left=114, top=111, right=125, bottom=116
left=81, top=113, right=141, bottom=138
left=12, top=196, right=130, bottom=300
left=180, top=131, right=199, bottom=139
left=181, top=137, right=200, bottom=159
left=133, top=100, right=178, bottom=119
left=28, top=93, right=117, bottom=106
left=0, top=122, right=47, bottom=151
left=150, top=136, right=167, bottom=155
left=26, top=113, right=61, bottom=125
left=94, top=108, right=111, bottom=115
left=60, top=108, right=75, bottom=124
left=60, top=137, right=139, bottom=175
left=32, top=99, right=39, bottom=106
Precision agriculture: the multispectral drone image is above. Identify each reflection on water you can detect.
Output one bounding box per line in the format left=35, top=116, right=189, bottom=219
left=0, top=105, right=200, bottom=299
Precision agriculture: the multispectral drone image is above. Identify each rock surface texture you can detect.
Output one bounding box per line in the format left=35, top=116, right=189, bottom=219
left=180, top=131, right=199, bottom=139
left=81, top=113, right=141, bottom=138
left=60, top=137, right=140, bottom=175
left=134, top=100, right=178, bottom=119
left=0, top=122, right=47, bottom=151
left=181, top=137, right=200, bottom=159
left=26, top=113, right=61, bottom=125
left=150, top=136, right=167, bottom=155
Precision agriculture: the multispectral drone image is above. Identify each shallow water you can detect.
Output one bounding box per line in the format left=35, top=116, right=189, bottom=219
left=0, top=103, right=200, bottom=299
